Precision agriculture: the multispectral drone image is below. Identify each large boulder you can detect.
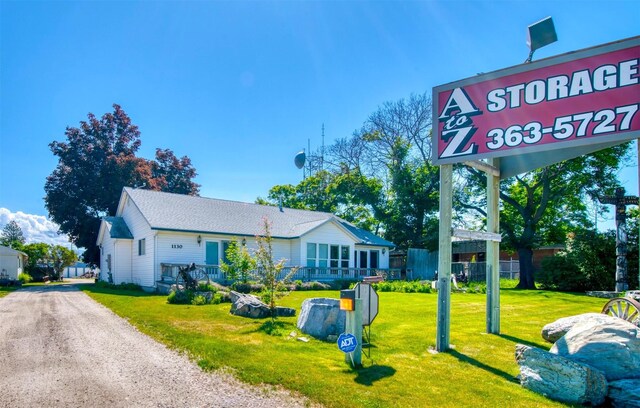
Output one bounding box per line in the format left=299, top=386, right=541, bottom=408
left=542, top=313, right=615, bottom=343
left=608, top=379, right=640, bottom=407
left=515, top=344, right=608, bottom=406
left=229, top=291, right=296, bottom=318
left=230, top=291, right=271, bottom=318
left=550, top=315, right=640, bottom=381
left=296, top=298, right=345, bottom=341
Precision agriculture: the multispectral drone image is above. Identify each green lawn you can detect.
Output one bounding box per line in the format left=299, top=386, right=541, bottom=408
left=82, top=285, right=605, bottom=407
left=0, top=286, right=19, bottom=298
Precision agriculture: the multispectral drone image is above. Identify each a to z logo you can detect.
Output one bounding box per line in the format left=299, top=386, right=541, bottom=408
left=438, top=88, right=482, bottom=159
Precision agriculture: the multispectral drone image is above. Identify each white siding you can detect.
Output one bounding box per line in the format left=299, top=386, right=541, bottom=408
left=0, top=255, right=21, bottom=280
left=300, top=222, right=358, bottom=267
left=99, top=235, right=114, bottom=282
left=113, top=240, right=131, bottom=284
left=156, top=232, right=204, bottom=266
left=99, top=236, right=132, bottom=284
left=120, top=196, right=155, bottom=287
left=289, top=238, right=301, bottom=265
left=155, top=233, right=295, bottom=268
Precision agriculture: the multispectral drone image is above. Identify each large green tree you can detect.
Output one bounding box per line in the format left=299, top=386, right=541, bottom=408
left=257, top=169, right=383, bottom=232
left=0, top=220, right=26, bottom=247
left=461, top=144, right=630, bottom=289
left=45, top=104, right=199, bottom=265
left=262, top=92, right=439, bottom=250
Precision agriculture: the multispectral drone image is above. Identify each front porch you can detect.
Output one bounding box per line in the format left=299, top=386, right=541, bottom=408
left=159, top=263, right=405, bottom=286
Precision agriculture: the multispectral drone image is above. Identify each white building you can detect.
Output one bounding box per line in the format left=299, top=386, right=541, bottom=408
left=96, top=187, right=395, bottom=291
left=0, top=245, right=27, bottom=281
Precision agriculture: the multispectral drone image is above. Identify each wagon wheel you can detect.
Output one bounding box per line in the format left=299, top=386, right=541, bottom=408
left=601, top=297, right=640, bottom=325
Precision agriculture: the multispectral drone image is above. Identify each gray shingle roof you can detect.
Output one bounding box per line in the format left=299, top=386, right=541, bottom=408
left=123, top=187, right=394, bottom=247
left=103, top=216, right=134, bottom=239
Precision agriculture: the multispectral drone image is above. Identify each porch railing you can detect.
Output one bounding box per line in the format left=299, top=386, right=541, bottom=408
left=160, top=263, right=403, bottom=284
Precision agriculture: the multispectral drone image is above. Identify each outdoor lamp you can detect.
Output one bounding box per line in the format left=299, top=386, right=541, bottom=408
left=242, top=238, right=247, bottom=246
left=340, top=289, right=356, bottom=311
left=525, top=16, right=557, bottom=63
left=197, top=235, right=202, bottom=246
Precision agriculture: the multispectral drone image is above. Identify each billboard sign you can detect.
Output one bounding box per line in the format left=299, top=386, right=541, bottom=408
left=433, top=36, right=640, bottom=172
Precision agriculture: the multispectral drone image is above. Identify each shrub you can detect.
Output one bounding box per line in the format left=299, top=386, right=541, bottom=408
left=94, top=280, right=143, bottom=291
left=232, top=282, right=265, bottom=293
left=538, top=255, right=586, bottom=292
left=18, top=273, right=33, bottom=284
left=289, top=281, right=331, bottom=291
left=191, top=294, right=208, bottom=305
left=197, top=283, right=218, bottom=293
left=329, top=280, right=354, bottom=290
left=371, top=280, right=432, bottom=293
left=167, top=289, right=193, bottom=304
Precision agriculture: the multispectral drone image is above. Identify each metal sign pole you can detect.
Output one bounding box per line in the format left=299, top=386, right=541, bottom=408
left=436, top=164, right=453, bottom=352
left=344, top=299, right=363, bottom=367
left=486, top=158, right=500, bottom=334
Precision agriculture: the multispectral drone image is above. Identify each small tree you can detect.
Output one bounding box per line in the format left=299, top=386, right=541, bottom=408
left=20, top=242, right=51, bottom=281
left=1, top=220, right=26, bottom=247
left=49, top=245, right=78, bottom=281
left=254, top=218, right=296, bottom=319
left=220, top=239, right=255, bottom=283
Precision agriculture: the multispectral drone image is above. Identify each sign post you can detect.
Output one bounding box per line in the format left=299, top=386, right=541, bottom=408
left=339, top=290, right=362, bottom=367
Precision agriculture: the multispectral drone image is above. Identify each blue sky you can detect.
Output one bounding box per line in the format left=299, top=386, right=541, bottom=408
left=0, top=0, right=638, bottom=240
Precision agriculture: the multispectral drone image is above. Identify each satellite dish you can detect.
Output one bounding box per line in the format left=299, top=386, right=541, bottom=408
left=294, top=150, right=306, bottom=169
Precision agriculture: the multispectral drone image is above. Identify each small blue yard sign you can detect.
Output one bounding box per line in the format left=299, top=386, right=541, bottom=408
left=337, top=333, right=358, bottom=353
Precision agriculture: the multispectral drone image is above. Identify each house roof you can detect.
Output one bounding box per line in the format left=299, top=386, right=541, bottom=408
left=122, top=187, right=395, bottom=247
left=103, top=216, right=134, bottom=239
left=0, top=245, right=27, bottom=257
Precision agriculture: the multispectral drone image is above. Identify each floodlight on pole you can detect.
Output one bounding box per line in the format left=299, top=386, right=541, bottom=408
left=525, top=16, right=557, bottom=63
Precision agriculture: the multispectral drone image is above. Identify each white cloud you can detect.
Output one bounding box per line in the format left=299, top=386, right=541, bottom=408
left=0, top=208, right=74, bottom=248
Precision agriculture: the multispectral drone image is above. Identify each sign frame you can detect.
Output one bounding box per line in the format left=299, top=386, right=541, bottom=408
left=432, top=36, right=640, bottom=178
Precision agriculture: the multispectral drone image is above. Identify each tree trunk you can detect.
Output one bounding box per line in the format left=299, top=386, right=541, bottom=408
left=516, top=247, right=537, bottom=289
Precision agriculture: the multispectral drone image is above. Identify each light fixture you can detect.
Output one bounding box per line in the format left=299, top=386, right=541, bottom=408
left=382, top=248, right=386, bottom=255
left=197, top=235, right=202, bottom=246
left=242, top=238, right=247, bottom=246
left=525, top=16, right=557, bottom=63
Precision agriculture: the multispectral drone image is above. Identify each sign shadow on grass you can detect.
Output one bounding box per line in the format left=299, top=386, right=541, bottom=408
left=447, top=350, right=518, bottom=383
left=352, top=365, right=396, bottom=386
left=497, top=333, right=543, bottom=348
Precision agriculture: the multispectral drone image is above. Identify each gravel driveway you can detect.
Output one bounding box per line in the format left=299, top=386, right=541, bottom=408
left=0, top=283, right=312, bottom=407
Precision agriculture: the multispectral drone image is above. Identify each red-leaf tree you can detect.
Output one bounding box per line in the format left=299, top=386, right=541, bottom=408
left=45, top=104, right=199, bottom=265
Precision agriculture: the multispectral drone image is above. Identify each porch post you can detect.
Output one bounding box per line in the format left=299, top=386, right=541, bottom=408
left=436, top=164, right=453, bottom=351
left=486, top=158, right=500, bottom=334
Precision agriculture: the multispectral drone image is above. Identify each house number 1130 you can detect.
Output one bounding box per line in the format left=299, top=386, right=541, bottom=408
left=171, top=244, right=183, bottom=249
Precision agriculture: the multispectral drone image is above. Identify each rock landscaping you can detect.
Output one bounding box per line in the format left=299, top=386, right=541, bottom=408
left=229, top=291, right=295, bottom=318
left=516, top=312, right=640, bottom=406
left=296, top=297, right=345, bottom=341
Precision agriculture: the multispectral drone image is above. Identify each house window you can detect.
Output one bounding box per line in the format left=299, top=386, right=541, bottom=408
left=370, top=250, right=379, bottom=269
left=222, top=240, right=231, bottom=264
left=138, top=238, right=146, bottom=256
left=309, top=243, right=349, bottom=271
left=341, top=246, right=350, bottom=268
left=318, top=244, right=328, bottom=267
left=330, top=245, right=339, bottom=268
left=306, top=243, right=317, bottom=267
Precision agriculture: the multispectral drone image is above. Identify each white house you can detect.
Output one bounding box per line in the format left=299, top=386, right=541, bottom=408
left=0, top=245, right=28, bottom=281
left=96, top=187, right=396, bottom=291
